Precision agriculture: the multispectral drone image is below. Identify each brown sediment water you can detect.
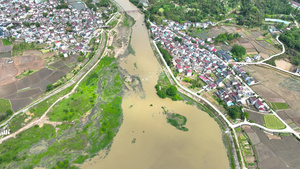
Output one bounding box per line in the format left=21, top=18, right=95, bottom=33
left=81, top=0, right=229, bottom=168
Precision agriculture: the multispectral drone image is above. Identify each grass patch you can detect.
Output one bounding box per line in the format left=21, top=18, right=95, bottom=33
left=274, top=102, right=289, bottom=110
left=2, top=57, right=124, bottom=168
left=270, top=102, right=278, bottom=111
left=166, top=113, right=188, bottom=131
left=0, top=99, right=13, bottom=123
left=266, top=39, right=274, bottom=45
left=244, top=31, right=249, bottom=36
left=108, top=20, right=118, bottom=28
left=2, top=39, right=12, bottom=45
left=263, top=115, right=286, bottom=129
left=155, top=72, right=182, bottom=101
left=0, top=124, right=56, bottom=168
left=256, top=37, right=264, bottom=41
left=48, top=57, right=116, bottom=122
left=41, top=49, right=50, bottom=53
left=16, top=70, right=38, bottom=79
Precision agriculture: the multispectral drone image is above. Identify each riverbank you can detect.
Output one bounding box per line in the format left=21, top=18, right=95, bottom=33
left=81, top=0, right=229, bottom=169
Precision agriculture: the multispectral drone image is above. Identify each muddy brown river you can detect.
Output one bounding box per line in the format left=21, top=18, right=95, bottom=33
left=81, top=0, right=229, bottom=168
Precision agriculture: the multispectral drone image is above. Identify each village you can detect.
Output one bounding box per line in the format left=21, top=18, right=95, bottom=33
left=0, top=0, right=110, bottom=57
left=151, top=20, right=270, bottom=113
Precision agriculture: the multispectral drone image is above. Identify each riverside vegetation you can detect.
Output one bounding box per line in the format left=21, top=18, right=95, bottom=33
left=0, top=56, right=125, bottom=168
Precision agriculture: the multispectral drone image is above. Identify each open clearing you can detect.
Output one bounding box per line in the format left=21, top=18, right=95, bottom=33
left=263, top=115, right=285, bottom=129
left=243, top=65, right=300, bottom=131
left=275, top=60, right=292, bottom=71
left=245, top=127, right=300, bottom=169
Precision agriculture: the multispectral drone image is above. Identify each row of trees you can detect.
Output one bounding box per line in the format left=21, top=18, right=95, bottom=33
left=157, top=44, right=172, bottom=66
left=215, top=32, right=241, bottom=43
left=155, top=84, right=182, bottom=101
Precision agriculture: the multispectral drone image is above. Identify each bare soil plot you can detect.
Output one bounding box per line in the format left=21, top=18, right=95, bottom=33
left=237, top=37, right=249, bottom=43
left=250, top=41, right=274, bottom=56
left=275, top=60, right=293, bottom=72
left=13, top=50, right=46, bottom=76
left=252, top=127, right=300, bottom=169
left=28, top=73, right=42, bottom=85
left=5, top=88, right=42, bottom=100
left=251, top=31, right=261, bottom=38
left=31, top=79, right=53, bottom=91
left=49, top=61, right=65, bottom=69
left=243, top=65, right=300, bottom=128
left=0, top=44, right=12, bottom=53
left=10, top=98, right=32, bottom=111
left=43, top=52, right=55, bottom=58
left=247, top=111, right=265, bottom=126
left=0, top=83, right=18, bottom=98
left=57, top=65, right=72, bottom=74
left=15, top=77, right=32, bottom=90
left=0, top=52, right=11, bottom=58
left=36, top=68, right=54, bottom=80
left=208, top=26, right=226, bottom=37
left=62, top=54, right=79, bottom=65
left=0, top=58, right=18, bottom=86
left=45, top=70, right=66, bottom=83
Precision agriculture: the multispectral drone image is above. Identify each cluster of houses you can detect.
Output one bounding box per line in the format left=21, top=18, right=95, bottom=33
left=0, top=0, right=108, bottom=56
left=151, top=22, right=267, bottom=112
left=161, top=19, right=217, bottom=31
left=0, top=128, right=10, bottom=137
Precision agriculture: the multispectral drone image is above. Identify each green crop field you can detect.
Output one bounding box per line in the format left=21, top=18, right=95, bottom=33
left=270, top=102, right=289, bottom=110
left=264, top=115, right=285, bottom=129
left=0, top=99, right=11, bottom=113
left=2, top=39, right=12, bottom=45
left=266, top=39, right=274, bottom=45
left=274, top=102, right=289, bottom=110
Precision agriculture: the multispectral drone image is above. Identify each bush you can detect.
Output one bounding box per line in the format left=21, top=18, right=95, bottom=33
left=166, top=85, right=177, bottom=97
left=46, top=84, right=54, bottom=92
left=231, top=44, right=246, bottom=60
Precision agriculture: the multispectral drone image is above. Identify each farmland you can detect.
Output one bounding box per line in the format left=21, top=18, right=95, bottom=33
left=263, top=115, right=285, bottom=129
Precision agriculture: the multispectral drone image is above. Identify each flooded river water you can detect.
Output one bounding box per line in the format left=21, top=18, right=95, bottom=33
left=82, top=0, right=229, bottom=168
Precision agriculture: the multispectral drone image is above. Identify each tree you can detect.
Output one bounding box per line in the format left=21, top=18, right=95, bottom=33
left=5, top=109, right=13, bottom=116
left=35, top=22, right=40, bottom=28
left=46, top=84, right=53, bottom=92
left=227, top=106, right=241, bottom=120
left=166, top=85, right=177, bottom=97
left=231, top=44, right=246, bottom=60
left=43, top=12, right=48, bottom=17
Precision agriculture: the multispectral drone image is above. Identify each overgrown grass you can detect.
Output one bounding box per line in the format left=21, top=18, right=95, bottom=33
left=2, top=39, right=12, bottom=45
left=166, top=113, right=188, bottom=131
left=0, top=124, right=56, bottom=168
left=263, top=115, right=286, bottom=129
left=0, top=99, right=12, bottom=114
left=0, top=99, right=13, bottom=123
left=273, top=102, right=289, bottom=110
left=16, top=70, right=38, bottom=79
left=48, top=57, right=116, bottom=122
left=1, top=56, right=124, bottom=168
left=266, top=39, right=274, bottom=45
